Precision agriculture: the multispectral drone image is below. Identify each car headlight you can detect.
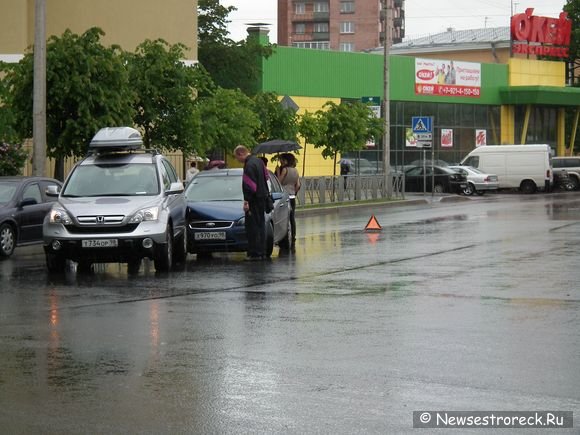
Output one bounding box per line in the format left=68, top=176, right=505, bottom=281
left=49, top=207, right=73, bottom=225
left=235, top=216, right=245, bottom=226
left=129, top=206, right=160, bottom=223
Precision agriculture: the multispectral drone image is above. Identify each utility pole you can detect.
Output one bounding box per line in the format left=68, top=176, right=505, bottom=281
left=382, top=0, right=392, bottom=197
left=32, top=0, right=47, bottom=177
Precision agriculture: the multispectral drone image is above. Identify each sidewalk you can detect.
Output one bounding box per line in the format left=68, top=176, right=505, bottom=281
left=295, top=193, right=470, bottom=216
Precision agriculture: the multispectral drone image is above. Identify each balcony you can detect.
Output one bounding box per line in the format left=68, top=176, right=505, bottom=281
left=313, top=11, right=330, bottom=21
left=312, top=32, right=330, bottom=41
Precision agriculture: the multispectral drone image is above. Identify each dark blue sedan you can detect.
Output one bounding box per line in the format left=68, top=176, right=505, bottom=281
left=1, top=176, right=62, bottom=258
left=184, top=168, right=292, bottom=257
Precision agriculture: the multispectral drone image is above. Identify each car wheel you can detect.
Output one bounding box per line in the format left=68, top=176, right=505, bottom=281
left=0, top=223, right=16, bottom=258
left=462, top=183, right=475, bottom=196
left=520, top=180, right=537, bottom=194
left=278, top=219, right=292, bottom=250
left=433, top=184, right=444, bottom=194
left=567, top=177, right=579, bottom=191
left=265, top=223, right=274, bottom=257
left=173, top=229, right=187, bottom=264
left=46, top=252, right=66, bottom=273
left=127, top=258, right=141, bottom=275
left=154, top=225, right=173, bottom=272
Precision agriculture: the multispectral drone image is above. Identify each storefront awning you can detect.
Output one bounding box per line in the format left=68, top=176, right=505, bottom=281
left=500, top=86, right=580, bottom=106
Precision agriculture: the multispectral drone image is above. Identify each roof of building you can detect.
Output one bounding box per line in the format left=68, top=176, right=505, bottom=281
left=366, top=26, right=510, bottom=54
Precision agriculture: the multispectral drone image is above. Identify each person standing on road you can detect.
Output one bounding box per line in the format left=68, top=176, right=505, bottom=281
left=234, top=145, right=270, bottom=261
left=276, top=153, right=300, bottom=246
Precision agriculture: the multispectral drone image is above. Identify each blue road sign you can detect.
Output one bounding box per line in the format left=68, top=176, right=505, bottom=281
left=412, top=116, right=433, bottom=134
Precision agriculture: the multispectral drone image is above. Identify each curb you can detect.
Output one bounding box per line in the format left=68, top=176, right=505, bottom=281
left=295, top=194, right=471, bottom=217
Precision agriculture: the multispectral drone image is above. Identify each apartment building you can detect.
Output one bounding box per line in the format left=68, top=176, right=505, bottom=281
left=277, top=0, right=404, bottom=52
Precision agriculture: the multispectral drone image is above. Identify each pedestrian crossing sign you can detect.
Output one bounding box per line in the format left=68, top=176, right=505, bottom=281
left=412, top=116, right=433, bottom=134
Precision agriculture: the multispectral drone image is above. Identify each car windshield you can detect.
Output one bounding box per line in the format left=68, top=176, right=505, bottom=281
left=62, top=163, right=159, bottom=197
left=186, top=175, right=243, bottom=201
left=0, top=181, right=18, bottom=205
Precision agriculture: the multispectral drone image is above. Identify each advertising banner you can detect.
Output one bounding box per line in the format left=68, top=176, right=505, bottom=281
left=441, top=129, right=453, bottom=148
left=415, top=58, right=481, bottom=98
left=475, top=129, right=487, bottom=147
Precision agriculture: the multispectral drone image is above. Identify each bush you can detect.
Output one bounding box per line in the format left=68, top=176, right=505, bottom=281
left=0, top=142, right=28, bottom=176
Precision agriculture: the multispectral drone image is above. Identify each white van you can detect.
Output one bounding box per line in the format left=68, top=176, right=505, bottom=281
left=460, top=144, right=552, bottom=193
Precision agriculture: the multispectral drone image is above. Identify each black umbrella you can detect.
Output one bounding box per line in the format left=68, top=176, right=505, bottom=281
left=252, top=139, right=302, bottom=155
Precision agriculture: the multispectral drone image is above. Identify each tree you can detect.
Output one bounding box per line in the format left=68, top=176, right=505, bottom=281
left=252, top=92, right=298, bottom=144
left=195, top=87, right=260, bottom=157
left=0, top=63, right=18, bottom=144
left=314, top=101, right=383, bottom=176
left=564, top=0, right=580, bottom=85
left=197, top=0, right=273, bottom=95
left=126, top=39, right=201, bottom=154
left=4, top=28, right=134, bottom=179
left=297, top=111, right=324, bottom=177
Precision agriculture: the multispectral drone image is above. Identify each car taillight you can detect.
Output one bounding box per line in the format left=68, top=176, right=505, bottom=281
left=484, top=176, right=490, bottom=182
left=546, top=169, right=551, bottom=178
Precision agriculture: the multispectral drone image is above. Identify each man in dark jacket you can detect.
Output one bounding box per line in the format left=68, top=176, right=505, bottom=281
left=234, top=145, right=270, bottom=260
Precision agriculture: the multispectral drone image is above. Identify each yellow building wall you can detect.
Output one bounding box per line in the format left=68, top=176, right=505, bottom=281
left=0, top=0, right=197, bottom=60
left=508, top=58, right=565, bottom=86
left=262, top=96, right=341, bottom=178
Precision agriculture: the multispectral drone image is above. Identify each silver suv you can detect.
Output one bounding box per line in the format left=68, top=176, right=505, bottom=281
left=552, top=157, right=580, bottom=190
left=43, top=127, right=187, bottom=273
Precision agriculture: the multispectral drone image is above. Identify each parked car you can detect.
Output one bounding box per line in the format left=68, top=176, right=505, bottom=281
left=339, top=158, right=382, bottom=175
left=184, top=168, right=291, bottom=257
left=43, top=127, right=187, bottom=273
left=551, top=157, right=580, bottom=190
left=448, top=165, right=499, bottom=195
left=404, top=165, right=467, bottom=194
left=0, top=176, right=62, bottom=258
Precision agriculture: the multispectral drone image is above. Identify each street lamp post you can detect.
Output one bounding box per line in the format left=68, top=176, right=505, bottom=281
left=32, top=0, right=47, bottom=177
left=382, top=0, right=392, bottom=197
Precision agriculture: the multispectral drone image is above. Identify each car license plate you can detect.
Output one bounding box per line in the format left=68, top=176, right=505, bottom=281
left=459, top=183, right=467, bottom=188
left=81, top=239, right=118, bottom=248
left=194, top=231, right=226, bottom=241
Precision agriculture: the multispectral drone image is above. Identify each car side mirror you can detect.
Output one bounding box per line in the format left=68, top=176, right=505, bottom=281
left=19, top=197, right=38, bottom=207
left=166, top=182, right=184, bottom=195
left=46, top=185, right=60, bottom=197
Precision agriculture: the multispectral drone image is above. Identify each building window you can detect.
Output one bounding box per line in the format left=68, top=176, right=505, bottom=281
left=340, top=1, right=355, bottom=13
left=314, top=2, right=329, bottom=12
left=294, top=23, right=306, bottom=34
left=295, top=2, right=305, bottom=14
left=314, top=22, right=329, bottom=33
left=292, top=41, right=330, bottom=50
left=340, top=21, right=355, bottom=34
left=340, top=42, right=354, bottom=52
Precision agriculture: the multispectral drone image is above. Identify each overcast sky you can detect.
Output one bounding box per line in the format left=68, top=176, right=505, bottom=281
left=222, top=0, right=567, bottom=44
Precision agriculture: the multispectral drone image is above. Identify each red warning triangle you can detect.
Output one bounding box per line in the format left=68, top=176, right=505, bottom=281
left=364, top=214, right=382, bottom=231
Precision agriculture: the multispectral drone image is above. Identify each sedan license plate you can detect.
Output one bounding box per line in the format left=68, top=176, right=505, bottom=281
left=81, top=239, right=118, bottom=248
left=194, top=231, right=226, bottom=241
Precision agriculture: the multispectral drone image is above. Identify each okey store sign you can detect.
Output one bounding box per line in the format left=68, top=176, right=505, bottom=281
left=511, top=8, right=572, bottom=58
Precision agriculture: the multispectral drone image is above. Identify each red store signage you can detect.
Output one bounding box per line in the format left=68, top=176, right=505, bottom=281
left=511, top=8, right=572, bottom=58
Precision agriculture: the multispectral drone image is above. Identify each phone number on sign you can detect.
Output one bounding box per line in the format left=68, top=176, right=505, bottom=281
left=416, top=84, right=481, bottom=98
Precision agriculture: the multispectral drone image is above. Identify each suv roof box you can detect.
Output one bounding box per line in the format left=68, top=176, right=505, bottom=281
left=89, top=127, right=143, bottom=151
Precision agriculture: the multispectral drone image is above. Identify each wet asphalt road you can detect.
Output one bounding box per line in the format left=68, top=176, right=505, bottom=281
left=1, top=192, right=579, bottom=434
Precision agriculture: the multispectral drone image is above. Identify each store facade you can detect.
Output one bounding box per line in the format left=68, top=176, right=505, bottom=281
left=251, top=9, right=578, bottom=176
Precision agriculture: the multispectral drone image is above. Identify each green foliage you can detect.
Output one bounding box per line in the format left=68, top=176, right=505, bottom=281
left=5, top=28, right=134, bottom=160
left=252, top=92, right=298, bottom=143
left=314, top=101, right=384, bottom=176
left=198, top=0, right=236, bottom=45
left=564, top=0, right=580, bottom=85
left=195, top=88, right=260, bottom=155
left=0, top=62, right=18, bottom=144
left=0, top=142, right=28, bottom=176
left=126, top=39, right=201, bottom=153
left=199, top=40, right=273, bottom=96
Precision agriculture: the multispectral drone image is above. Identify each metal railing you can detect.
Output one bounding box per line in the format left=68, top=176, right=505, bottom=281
left=296, top=173, right=405, bottom=206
